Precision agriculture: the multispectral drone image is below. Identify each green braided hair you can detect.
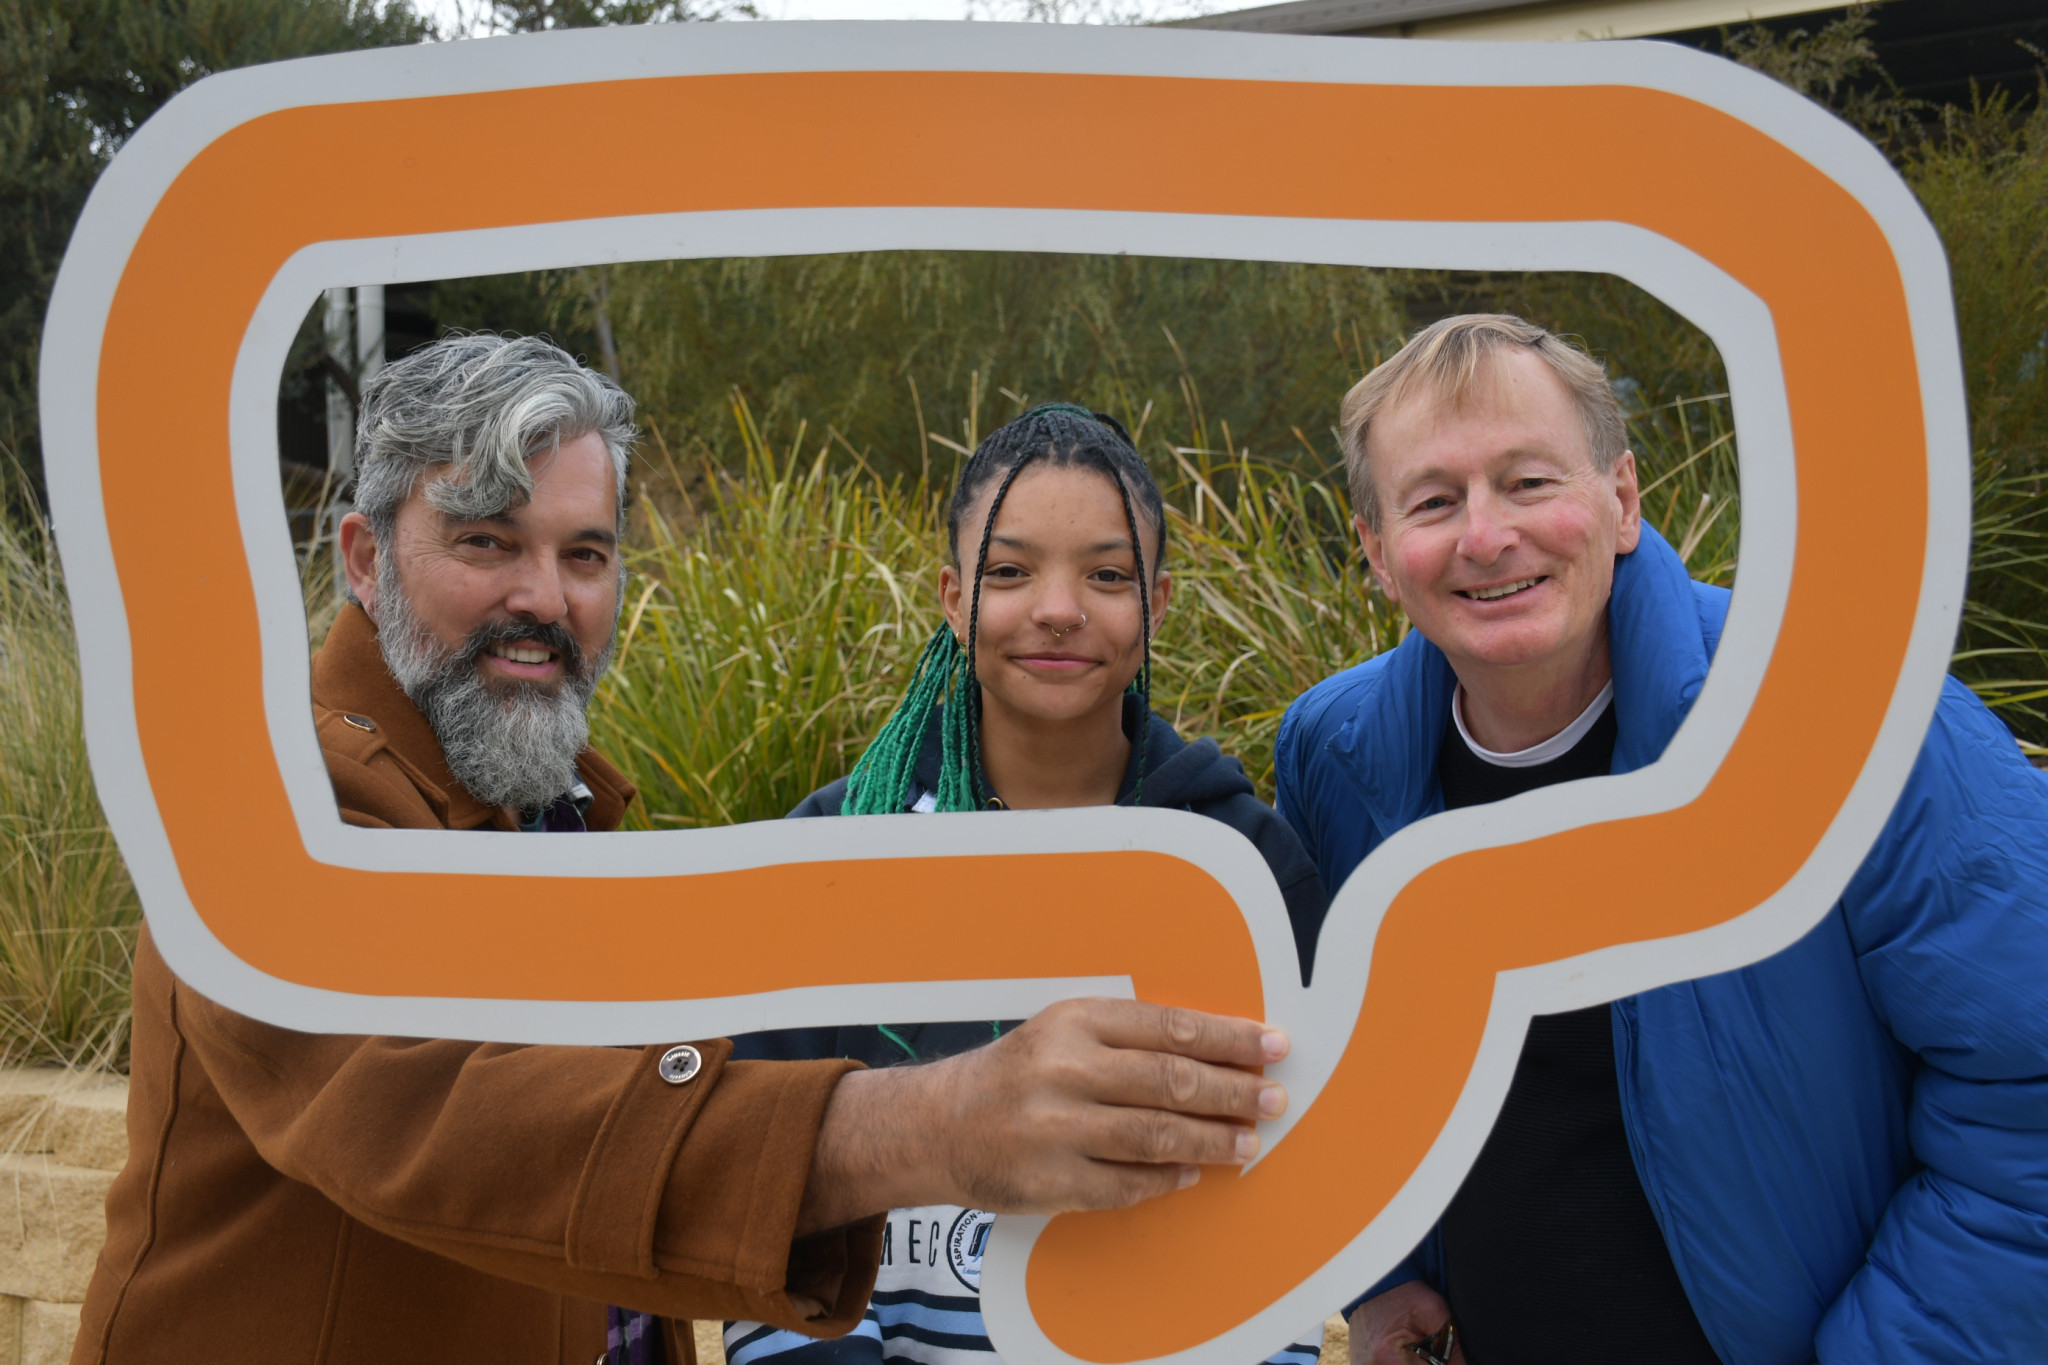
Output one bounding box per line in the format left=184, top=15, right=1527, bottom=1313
left=840, top=625, right=957, bottom=815
left=840, top=403, right=1167, bottom=815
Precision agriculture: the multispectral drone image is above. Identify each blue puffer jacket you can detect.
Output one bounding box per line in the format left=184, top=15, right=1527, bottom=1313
left=1273, top=525, right=2048, bottom=1365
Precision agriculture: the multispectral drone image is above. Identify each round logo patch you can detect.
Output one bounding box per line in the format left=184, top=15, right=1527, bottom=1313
left=947, top=1207, right=997, bottom=1291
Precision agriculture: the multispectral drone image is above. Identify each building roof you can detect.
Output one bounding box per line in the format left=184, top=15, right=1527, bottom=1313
left=1170, top=0, right=2048, bottom=108
left=1168, top=0, right=1844, bottom=39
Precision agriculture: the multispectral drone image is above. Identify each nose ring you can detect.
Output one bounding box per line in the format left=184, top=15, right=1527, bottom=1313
left=1050, top=614, right=1087, bottom=640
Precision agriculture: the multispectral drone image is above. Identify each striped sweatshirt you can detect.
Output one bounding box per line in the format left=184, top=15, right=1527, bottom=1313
left=725, top=1202, right=1323, bottom=1365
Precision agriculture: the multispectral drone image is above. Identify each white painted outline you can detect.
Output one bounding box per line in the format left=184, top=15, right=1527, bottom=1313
left=39, top=23, right=1969, bottom=1365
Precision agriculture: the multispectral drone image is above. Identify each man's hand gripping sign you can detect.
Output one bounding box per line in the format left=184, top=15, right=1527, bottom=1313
left=42, top=22, right=1968, bottom=1365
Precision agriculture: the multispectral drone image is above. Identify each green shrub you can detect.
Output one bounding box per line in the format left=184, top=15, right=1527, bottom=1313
left=576, top=252, right=1408, bottom=482
left=590, top=407, right=953, bottom=828
left=1706, top=10, right=2048, bottom=744
left=0, top=485, right=139, bottom=1068
left=595, top=380, right=1744, bottom=823
left=1909, top=96, right=2048, bottom=744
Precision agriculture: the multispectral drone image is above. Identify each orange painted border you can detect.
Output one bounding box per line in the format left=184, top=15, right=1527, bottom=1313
left=94, top=69, right=1924, bottom=1360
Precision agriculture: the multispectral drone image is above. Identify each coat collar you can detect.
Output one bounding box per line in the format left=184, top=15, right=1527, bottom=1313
left=1332, top=523, right=1712, bottom=833
left=907, top=695, right=1193, bottom=809
left=1605, top=524, right=1715, bottom=776
left=310, top=604, right=636, bottom=832
left=1328, top=627, right=1455, bottom=840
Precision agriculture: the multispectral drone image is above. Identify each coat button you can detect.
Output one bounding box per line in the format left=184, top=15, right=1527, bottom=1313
left=657, top=1044, right=702, bottom=1085
left=342, top=714, right=376, bottom=732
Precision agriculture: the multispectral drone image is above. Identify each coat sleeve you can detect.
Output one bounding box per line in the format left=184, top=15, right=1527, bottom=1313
left=168, top=942, right=883, bottom=1333
left=1816, top=680, right=2048, bottom=1361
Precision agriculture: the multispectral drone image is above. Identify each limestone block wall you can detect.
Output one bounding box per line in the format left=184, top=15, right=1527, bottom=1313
left=0, top=1071, right=129, bottom=1365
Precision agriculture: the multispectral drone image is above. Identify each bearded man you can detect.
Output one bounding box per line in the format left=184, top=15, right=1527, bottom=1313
left=324, top=333, right=636, bottom=834
left=80, top=335, right=1291, bottom=1365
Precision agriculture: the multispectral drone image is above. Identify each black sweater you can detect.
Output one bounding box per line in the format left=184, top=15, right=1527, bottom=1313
left=1436, top=700, right=1719, bottom=1365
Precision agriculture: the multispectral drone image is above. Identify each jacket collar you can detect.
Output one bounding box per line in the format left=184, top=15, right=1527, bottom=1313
left=1605, top=524, right=1714, bottom=775
left=310, top=604, right=636, bottom=832
left=1333, top=523, right=1709, bottom=833
left=907, top=696, right=1208, bottom=810
left=1329, top=627, right=1456, bottom=840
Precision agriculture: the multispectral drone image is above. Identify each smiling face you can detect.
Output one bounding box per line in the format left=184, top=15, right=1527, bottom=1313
left=345, top=430, right=622, bottom=694
left=337, top=430, right=625, bottom=811
left=1356, top=345, right=1640, bottom=703
left=940, top=463, right=1171, bottom=731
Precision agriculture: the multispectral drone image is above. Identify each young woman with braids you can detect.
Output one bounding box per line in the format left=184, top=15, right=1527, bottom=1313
left=722, top=405, right=1329, bottom=1365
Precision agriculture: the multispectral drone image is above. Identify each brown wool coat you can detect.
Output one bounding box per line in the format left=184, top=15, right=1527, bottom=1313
left=75, top=605, right=882, bottom=1364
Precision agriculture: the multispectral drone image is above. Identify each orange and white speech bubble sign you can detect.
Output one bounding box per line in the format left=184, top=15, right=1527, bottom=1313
left=42, top=22, right=1966, bottom=1365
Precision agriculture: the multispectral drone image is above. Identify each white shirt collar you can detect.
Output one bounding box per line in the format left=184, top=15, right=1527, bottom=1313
left=1453, top=680, right=1615, bottom=769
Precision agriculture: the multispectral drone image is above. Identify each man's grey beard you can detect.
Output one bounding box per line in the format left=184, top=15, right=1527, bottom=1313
left=373, top=555, right=615, bottom=815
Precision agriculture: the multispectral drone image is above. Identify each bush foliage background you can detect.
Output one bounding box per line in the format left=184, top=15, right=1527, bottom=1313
left=591, top=368, right=1740, bottom=829
left=0, top=11, right=2043, bottom=1066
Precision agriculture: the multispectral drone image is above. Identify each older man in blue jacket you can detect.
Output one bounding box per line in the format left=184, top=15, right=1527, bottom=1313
left=1276, top=314, right=2048, bottom=1365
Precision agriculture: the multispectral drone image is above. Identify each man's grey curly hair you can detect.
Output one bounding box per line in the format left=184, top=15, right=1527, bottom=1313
left=351, top=333, right=636, bottom=544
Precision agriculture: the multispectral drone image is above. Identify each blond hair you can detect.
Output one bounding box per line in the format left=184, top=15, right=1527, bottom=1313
left=1340, top=314, right=1627, bottom=529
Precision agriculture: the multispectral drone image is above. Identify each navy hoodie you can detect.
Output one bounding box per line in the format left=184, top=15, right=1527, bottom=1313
left=732, top=695, right=1328, bottom=1070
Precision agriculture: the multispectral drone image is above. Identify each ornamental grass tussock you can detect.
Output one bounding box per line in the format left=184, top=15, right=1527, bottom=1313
left=0, top=464, right=139, bottom=1073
